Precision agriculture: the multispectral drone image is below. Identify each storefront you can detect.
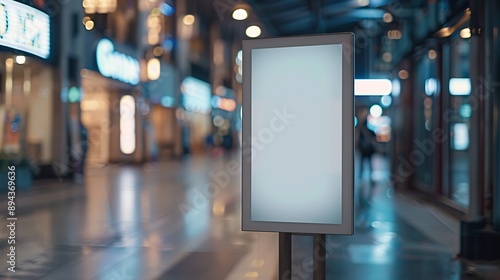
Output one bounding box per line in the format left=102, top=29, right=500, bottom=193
left=146, top=62, right=182, bottom=159
left=179, top=76, right=212, bottom=154
left=211, top=86, right=239, bottom=150
left=80, top=38, right=144, bottom=165
left=390, top=15, right=472, bottom=210
left=0, top=0, right=55, bottom=165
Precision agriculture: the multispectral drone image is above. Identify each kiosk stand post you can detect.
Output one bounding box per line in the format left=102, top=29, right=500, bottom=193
left=279, top=232, right=292, bottom=280
left=313, top=234, right=326, bottom=280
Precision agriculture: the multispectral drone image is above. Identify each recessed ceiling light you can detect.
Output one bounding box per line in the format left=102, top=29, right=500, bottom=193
left=232, top=8, right=248, bottom=20
left=246, top=25, right=261, bottom=38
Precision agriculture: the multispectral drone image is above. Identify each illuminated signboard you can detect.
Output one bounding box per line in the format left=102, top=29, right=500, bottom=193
left=96, top=38, right=140, bottom=85
left=0, top=0, right=50, bottom=59
left=120, top=95, right=136, bottom=154
left=181, top=77, right=211, bottom=114
left=242, top=33, right=354, bottom=234
left=449, top=78, right=471, bottom=96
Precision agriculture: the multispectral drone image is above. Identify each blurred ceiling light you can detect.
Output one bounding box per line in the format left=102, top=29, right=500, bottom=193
left=15, top=55, right=26, bottom=65
left=212, top=96, right=236, bottom=111
left=147, top=14, right=160, bottom=28
left=358, top=0, right=370, bottom=6
left=232, top=8, right=248, bottom=20
left=147, top=58, right=161, bottom=80
left=159, top=3, right=174, bottom=16
left=380, top=95, right=392, bottom=107
left=151, top=7, right=161, bottom=16
left=460, top=27, right=471, bottom=39
left=387, top=30, right=402, bottom=39
left=428, top=49, right=437, bottom=60
left=355, top=79, right=392, bottom=96
left=392, top=79, right=401, bottom=97
left=148, top=34, right=160, bottom=45
left=370, top=104, right=383, bottom=118
left=246, top=25, right=261, bottom=38
left=82, top=16, right=91, bottom=25
left=382, top=52, right=392, bottom=62
left=436, top=27, right=452, bottom=38
left=383, top=12, right=393, bottom=23
left=425, top=78, right=438, bottom=96
left=449, top=78, right=471, bottom=96
left=162, top=39, right=174, bottom=51
left=85, top=20, right=95, bottom=30
left=82, top=0, right=117, bottom=14
left=236, top=50, right=243, bottom=65
left=213, top=115, right=224, bottom=127
left=183, top=14, right=195, bottom=25
left=153, top=46, right=163, bottom=56
left=215, top=85, right=227, bottom=96
left=436, top=9, right=471, bottom=38
left=398, top=70, right=409, bottom=80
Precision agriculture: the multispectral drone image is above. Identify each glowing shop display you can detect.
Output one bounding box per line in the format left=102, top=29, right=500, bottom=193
left=0, top=0, right=50, bottom=58
left=453, top=123, right=469, bottom=150
left=181, top=77, right=211, bottom=114
left=242, top=34, right=354, bottom=234
left=96, top=38, right=140, bottom=85
left=354, top=79, right=392, bottom=96
left=147, top=58, right=161, bottom=80
left=120, top=95, right=136, bottom=155
left=449, top=78, right=471, bottom=96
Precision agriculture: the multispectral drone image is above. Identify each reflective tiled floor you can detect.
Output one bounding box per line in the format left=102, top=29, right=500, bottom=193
left=0, top=153, right=498, bottom=279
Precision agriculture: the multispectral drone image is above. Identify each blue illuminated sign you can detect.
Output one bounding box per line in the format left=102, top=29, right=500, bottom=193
left=96, top=38, right=140, bottom=85
left=182, top=77, right=211, bottom=114
left=0, top=0, right=50, bottom=59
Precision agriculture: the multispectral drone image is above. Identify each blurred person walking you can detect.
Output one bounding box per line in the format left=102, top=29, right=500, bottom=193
left=357, top=117, right=376, bottom=181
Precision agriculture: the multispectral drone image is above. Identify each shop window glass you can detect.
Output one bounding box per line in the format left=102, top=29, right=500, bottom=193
left=448, top=35, right=470, bottom=206
left=0, top=55, right=54, bottom=164
left=414, top=51, right=438, bottom=188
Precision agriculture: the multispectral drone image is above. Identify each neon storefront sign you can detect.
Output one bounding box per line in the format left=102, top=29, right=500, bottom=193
left=96, top=38, right=140, bottom=85
left=0, top=0, right=50, bottom=59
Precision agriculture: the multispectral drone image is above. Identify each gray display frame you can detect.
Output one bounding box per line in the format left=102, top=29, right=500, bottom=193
left=242, top=33, right=354, bottom=235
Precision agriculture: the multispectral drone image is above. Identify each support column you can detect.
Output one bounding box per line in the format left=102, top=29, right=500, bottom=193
left=490, top=0, right=500, bottom=234
left=459, top=0, right=486, bottom=259
left=313, top=234, right=326, bottom=280
left=460, top=0, right=500, bottom=260
left=279, top=233, right=292, bottom=280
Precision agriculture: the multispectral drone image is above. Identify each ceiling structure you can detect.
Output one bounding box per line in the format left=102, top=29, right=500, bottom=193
left=244, top=0, right=398, bottom=36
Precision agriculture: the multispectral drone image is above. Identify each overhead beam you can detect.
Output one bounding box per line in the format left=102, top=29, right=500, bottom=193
left=322, top=0, right=370, bottom=16
left=324, top=8, right=385, bottom=29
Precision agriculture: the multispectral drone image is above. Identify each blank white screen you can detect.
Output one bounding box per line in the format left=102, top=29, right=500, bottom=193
left=251, top=44, right=343, bottom=224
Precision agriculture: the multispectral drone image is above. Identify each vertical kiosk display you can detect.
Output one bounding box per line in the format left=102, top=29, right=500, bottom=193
left=242, top=33, right=354, bottom=235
